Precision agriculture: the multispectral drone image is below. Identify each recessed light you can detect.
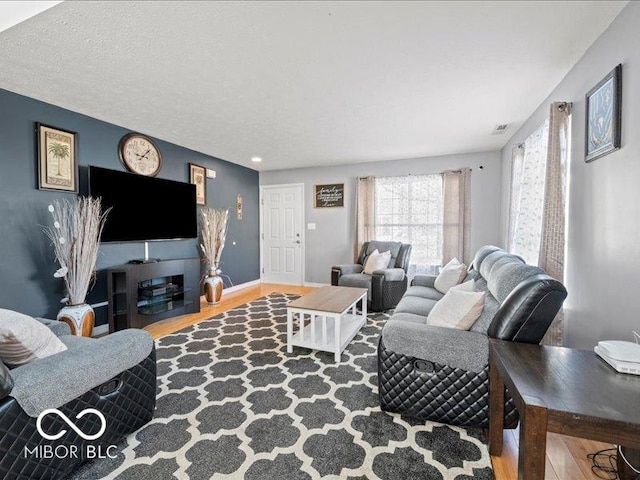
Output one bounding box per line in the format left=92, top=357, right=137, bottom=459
left=251, top=157, right=262, bottom=163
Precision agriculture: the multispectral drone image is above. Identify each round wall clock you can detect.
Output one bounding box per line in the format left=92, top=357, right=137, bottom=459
left=118, top=133, right=163, bottom=176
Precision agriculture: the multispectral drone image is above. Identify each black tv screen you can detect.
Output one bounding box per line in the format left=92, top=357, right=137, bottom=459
left=89, top=166, right=197, bottom=242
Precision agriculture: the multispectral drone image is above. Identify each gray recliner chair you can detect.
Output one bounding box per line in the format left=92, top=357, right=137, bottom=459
left=0, top=318, right=157, bottom=480
left=331, top=241, right=412, bottom=311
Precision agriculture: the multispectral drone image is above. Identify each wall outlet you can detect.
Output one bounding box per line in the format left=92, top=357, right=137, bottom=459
left=206, top=169, right=216, bottom=178
left=307, top=223, right=316, bottom=230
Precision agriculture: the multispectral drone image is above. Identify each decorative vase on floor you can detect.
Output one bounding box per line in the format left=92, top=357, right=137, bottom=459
left=57, top=303, right=95, bottom=337
left=204, top=269, right=224, bottom=304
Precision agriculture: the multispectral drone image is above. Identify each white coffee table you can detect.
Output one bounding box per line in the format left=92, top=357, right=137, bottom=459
left=287, top=286, right=368, bottom=362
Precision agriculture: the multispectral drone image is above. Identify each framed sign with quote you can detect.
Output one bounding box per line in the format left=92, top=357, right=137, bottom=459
left=189, top=163, right=206, bottom=205
left=37, top=123, right=78, bottom=192
left=585, top=64, right=622, bottom=163
left=314, top=183, right=344, bottom=208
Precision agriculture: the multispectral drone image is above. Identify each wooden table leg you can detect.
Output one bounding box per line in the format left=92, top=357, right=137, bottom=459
left=617, top=446, right=640, bottom=480
left=489, top=363, right=505, bottom=456
left=518, top=403, right=548, bottom=480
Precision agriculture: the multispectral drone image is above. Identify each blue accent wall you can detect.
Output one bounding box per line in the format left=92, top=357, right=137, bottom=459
left=0, top=88, right=260, bottom=326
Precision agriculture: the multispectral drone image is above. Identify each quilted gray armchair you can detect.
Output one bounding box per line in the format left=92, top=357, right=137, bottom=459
left=331, top=241, right=412, bottom=311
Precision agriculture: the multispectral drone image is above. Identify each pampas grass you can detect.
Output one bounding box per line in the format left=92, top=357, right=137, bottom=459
left=200, top=208, right=229, bottom=274
left=44, top=197, right=110, bottom=305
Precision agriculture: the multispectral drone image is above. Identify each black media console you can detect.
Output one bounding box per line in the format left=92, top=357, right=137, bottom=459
left=106, top=258, right=201, bottom=332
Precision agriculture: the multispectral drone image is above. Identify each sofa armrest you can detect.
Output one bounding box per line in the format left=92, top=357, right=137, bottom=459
left=333, top=264, right=364, bottom=275
left=0, top=360, right=13, bottom=400
left=372, top=268, right=405, bottom=282
left=35, top=317, right=71, bottom=337
left=381, top=321, right=488, bottom=373
left=331, top=264, right=363, bottom=285
left=9, top=329, right=154, bottom=417
left=411, top=274, right=437, bottom=288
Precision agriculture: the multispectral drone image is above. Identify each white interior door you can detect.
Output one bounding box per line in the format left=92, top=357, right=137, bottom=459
left=261, top=184, right=304, bottom=285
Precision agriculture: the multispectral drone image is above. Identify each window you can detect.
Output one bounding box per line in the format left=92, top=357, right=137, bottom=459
left=374, top=174, right=443, bottom=272
left=508, top=118, right=549, bottom=265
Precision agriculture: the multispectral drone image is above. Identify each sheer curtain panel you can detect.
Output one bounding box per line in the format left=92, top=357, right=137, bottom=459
left=442, top=168, right=471, bottom=265
left=355, top=176, right=376, bottom=259
left=540, top=102, right=571, bottom=346
left=507, top=119, right=550, bottom=265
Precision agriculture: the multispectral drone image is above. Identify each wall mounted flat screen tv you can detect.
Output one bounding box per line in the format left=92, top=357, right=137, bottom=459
left=89, top=166, right=197, bottom=242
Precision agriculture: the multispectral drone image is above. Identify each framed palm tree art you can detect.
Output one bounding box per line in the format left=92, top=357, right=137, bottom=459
left=37, top=123, right=78, bottom=192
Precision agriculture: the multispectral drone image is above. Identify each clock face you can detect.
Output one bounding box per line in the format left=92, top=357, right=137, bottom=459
left=118, top=134, right=162, bottom=176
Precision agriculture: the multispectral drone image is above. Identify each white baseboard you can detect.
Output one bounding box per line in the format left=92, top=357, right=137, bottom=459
left=304, top=282, right=329, bottom=287
left=92, top=324, right=109, bottom=337
left=222, top=279, right=261, bottom=295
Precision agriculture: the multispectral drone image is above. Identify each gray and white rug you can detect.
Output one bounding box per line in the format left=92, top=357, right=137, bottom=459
left=72, top=293, right=493, bottom=480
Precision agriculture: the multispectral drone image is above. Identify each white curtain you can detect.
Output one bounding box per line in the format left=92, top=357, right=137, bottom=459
left=540, top=102, right=571, bottom=346
left=355, top=176, right=376, bottom=260
left=442, top=168, right=471, bottom=265
left=508, top=118, right=550, bottom=265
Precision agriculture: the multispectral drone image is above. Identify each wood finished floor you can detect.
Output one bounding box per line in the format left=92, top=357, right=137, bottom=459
left=143, top=282, right=611, bottom=480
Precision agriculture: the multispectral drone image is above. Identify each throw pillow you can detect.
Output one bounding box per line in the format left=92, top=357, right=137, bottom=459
left=0, top=309, right=67, bottom=368
left=434, top=258, right=468, bottom=293
left=363, top=249, right=392, bottom=274
left=427, top=289, right=485, bottom=330
left=451, top=279, right=475, bottom=292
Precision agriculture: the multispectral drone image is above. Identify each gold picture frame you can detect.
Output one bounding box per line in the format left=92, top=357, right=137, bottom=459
left=189, top=163, right=206, bottom=205
left=37, top=123, right=78, bottom=192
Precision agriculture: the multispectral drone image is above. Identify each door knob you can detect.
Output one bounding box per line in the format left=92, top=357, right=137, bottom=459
left=295, top=240, right=301, bottom=244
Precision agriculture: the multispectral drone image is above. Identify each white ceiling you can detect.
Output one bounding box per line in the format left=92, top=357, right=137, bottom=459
left=0, top=1, right=627, bottom=171
left=0, top=1, right=60, bottom=34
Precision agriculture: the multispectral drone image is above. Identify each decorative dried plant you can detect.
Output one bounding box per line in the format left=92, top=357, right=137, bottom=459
left=199, top=207, right=229, bottom=275
left=44, top=197, right=110, bottom=305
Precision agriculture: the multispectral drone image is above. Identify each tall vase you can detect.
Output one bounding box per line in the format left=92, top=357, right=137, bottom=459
left=57, top=303, right=95, bottom=337
left=204, top=268, right=224, bottom=304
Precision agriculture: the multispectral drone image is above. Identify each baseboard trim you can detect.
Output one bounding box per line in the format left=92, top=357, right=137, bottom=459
left=223, top=279, right=261, bottom=295
left=304, top=282, right=328, bottom=287
left=92, top=324, right=109, bottom=337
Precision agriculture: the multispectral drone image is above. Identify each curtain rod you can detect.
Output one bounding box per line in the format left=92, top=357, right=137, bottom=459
left=357, top=167, right=474, bottom=180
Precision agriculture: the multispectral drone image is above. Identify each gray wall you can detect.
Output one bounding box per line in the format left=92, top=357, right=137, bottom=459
left=261, top=150, right=502, bottom=284
left=0, top=88, right=260, bottom=326
left=499, top=2, right=640, bottom=348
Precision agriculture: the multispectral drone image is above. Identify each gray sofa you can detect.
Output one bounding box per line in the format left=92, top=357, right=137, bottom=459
left=377, top=245, right=567, bottom=428
left=0, top=319, right=157, bottom=480
left=331, top=241, right=412, bottom=311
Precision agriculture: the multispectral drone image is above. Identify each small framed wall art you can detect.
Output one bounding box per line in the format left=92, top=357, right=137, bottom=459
left=314, top=183, right=344, bottom=208
left=37, top=123, right=78, bottom=192
left=189, top=163, right=206, bottom=205
left=585, top=64, right=622, bottom=163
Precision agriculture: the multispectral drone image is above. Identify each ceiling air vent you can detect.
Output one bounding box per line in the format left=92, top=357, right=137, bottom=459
left=491, top=124, right=510, bottom=135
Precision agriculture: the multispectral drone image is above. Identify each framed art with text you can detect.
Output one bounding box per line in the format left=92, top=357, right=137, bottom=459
left=189, top=163, right=206, bottom=205
left=37, top=123, right=78, bottom=192
left=585, top=64, right=622, bottom=163
left=314, top=183, right=344, bottom=208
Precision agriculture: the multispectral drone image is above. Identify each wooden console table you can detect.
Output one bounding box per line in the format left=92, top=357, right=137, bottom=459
left=488, top=340, right=640, bottom=480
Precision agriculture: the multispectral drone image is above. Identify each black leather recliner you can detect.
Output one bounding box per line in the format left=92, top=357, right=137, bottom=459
left=331, top=241, right=412, bottom=311
left=377, top=245, right=567, bottom=428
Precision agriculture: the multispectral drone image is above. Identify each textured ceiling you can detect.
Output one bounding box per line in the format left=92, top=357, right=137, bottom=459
left=0, top=1, right=627, bottom=171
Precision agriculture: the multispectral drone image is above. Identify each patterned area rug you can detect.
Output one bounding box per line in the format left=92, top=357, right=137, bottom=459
left=72, top=293, right=494, bottom=480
